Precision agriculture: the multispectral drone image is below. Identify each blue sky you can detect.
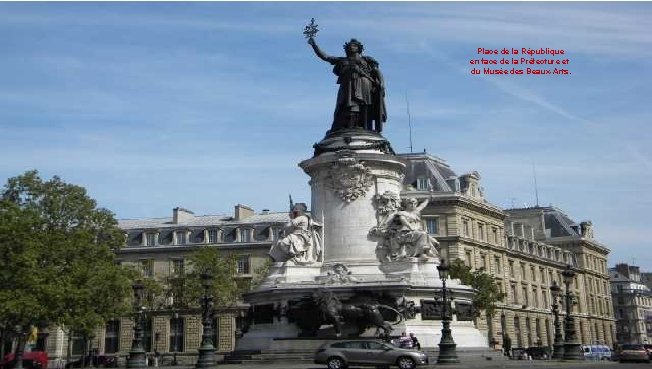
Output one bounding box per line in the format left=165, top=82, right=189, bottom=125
left=1, top=2, right=650, bottom=269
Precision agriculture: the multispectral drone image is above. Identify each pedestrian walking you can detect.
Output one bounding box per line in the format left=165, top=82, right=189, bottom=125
left=409, top=333, right=421, bottom=350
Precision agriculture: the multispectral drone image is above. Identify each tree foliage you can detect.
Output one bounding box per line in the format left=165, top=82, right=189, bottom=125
left=185, top=247, right=246, bottom=309
left=449, top=259, right=506, bottom=317
left=0, top=170, right=133, bottom=340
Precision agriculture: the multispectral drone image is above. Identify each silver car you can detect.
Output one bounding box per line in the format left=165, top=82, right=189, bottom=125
left=314, top=340, right=429, bottom=369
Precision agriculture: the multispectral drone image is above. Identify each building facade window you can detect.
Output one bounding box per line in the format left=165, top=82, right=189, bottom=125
left=104, top=320, right=120, bottom=354
left=462, top=219, right=470, bottom=237
left=140, top=259, right=154, bottom=278
left=520, top=263, right=526, bottom=280
left=212, top=317, right=220, bottom=350
left=514, top=317, right=522, bottom=347
left=425, top=218, right=438, bottom=235
left=478, top=223, right=485, bottom=241
left=143, top=318, right=153, bottom=352
left=497, top=281, right=505, bottom=302
left=170, top=317, right=184, bottom=353
left=491, top=227, right=498, bottom=244
left=511, top=284, right=518, bottom=304
left=494, top=256, right=502, bottom=273
left=237, top=255, right=250, bottom=274
left=522, top=285, right=529, bottom=306
left=465, top=250, right=473, bottom=268
left=170, top=258, right=184, bottom=276
left=480, top=254, right=488, bottom=271
left=509, top=260, right=515, bottom=278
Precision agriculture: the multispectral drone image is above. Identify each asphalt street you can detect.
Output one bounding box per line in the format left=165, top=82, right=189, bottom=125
left=155, top=360, right=651, bottom=369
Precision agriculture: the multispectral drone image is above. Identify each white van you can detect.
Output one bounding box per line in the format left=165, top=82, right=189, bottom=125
left=582, top=345, right=612, bottom=360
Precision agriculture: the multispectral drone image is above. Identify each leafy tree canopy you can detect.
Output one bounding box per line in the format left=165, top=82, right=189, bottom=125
left=449, top=259, right=506, bottom=317
left=0, top=170, right=133, bottom=337
left=186, top=247, right=246, bottom=309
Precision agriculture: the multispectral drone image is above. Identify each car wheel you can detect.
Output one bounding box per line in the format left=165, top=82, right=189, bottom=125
left=327, top=356, right=346, bottom=369
left=396, top=356, right=416, bottom=369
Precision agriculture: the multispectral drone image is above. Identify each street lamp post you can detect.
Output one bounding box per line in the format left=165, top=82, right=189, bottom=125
left=195, top=273, right=216, bottom=369
left=127, top=281, right=147, bottom=368
left=437, top=260, right=459, bottom=364
left=561, top=265, right=583, bottom=360
left=550, top=280, right=564, bottom=359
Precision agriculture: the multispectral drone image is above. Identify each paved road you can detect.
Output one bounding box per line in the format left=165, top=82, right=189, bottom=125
left=157, top=360, right=649, bottom=369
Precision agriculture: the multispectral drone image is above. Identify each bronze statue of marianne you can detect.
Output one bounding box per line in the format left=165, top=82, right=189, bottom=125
left=308, top=36, right=387, bottom=133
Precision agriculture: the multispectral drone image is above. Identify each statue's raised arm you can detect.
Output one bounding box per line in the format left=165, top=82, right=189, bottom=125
left=308, top=37, right=337, bottom=64
left=304, top=19, right=387, bottom=133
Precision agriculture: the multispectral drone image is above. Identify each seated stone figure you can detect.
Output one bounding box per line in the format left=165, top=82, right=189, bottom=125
left=370, top=197, right=439, bottom=262
left=268, top=203, right=322, bottom=264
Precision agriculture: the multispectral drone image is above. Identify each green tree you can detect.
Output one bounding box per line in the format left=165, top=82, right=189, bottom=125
left=185, top=248, right=246, bottom=309
left=0, top=170, right=133, bottom=366
left=449, top=259, right=506, bottom=317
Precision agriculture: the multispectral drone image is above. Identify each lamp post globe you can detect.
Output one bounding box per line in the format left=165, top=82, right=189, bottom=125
left=127, top=281, right=147, bottom=368
left=561, top=265, right=583, bottom=360
left=436, top=259, right=459, bottom=364
left=195, top=272, right=217, bottom=369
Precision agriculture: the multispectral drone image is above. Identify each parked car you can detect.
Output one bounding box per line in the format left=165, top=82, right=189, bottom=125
left=314, top=340, right=429, bottom=369
left=0, top=351, right=48, bottom=369
left=525, top=346, right=551, bottom=360
left=644, top=344, right=652, bottom=360
left=510, top=347, right=527, bottom=359
left=582, top=345, right=612, bottom=360
left=616, top=344, right=650, bottom=363
left=64, top=355, right=117, bottom=368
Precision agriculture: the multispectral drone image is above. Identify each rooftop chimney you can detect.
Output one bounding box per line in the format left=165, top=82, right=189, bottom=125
left=235, top=204, right=255, bottom=221
left=173, top=207, right=194, bottom=224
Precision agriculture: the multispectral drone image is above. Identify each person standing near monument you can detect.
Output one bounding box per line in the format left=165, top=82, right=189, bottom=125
left=307, top=36, right=386, bottom=133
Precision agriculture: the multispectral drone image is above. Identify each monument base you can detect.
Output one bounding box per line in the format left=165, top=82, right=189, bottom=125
left=239, top=259, right=487, bottom=351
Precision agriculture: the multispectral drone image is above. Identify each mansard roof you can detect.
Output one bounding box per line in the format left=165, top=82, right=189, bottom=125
left=119, top=211, right=289, bottom=230
left=398, top=152, right=456, bottom=192
left=504, top=206, right=579, bottom=238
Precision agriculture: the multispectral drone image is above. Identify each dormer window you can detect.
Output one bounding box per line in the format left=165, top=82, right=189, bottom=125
left=239, top=228, right=253, bottom=243
left=270, top=227, right=282, bottom=241
left=174, top=230, right=188, bottom=245
left=416, top=177, right=429, bottom=191
left=143, top=232, right=158, bottom=247
left=206, top=229, right=221, bottom=244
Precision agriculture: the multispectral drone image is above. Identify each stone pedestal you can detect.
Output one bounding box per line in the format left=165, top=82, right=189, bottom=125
left=237, top=130, right=487, bottom=351
left=300, top=130, right=404, bottom=265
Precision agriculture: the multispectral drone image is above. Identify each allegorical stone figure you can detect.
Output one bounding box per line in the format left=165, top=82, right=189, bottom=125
left=308, top=36, right=387, bottom=133
left=268, top=202, right=323, bottom=264
left=370, top=197, right=440, bottom=262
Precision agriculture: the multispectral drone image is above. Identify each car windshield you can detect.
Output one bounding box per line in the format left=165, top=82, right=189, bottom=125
left=622, top=344, right=644, bottom=350
left=383, top=341, right=399, bottom=348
